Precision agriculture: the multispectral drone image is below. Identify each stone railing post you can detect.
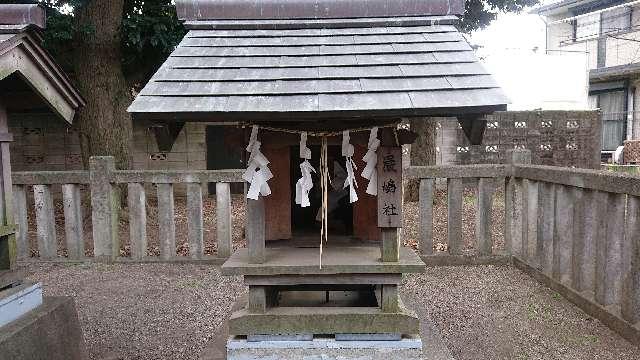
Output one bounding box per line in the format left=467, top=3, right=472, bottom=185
left=505, top=149, right=532, bottom=256
left=90, top=156, right=118, bottom=262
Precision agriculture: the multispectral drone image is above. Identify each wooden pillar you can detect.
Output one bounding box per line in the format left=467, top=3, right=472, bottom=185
left=248, top=286, right=268, bottom=314
left=0, top=99, right=15, bottom=269
left=262, top=146, right=291, bottom=241
left=381, top=284, right=400, bottom=312
left=381, top=228, right=399, bottom=262
left=354, top=144, right=381, bottom=241
left=247, top=197, right=266, bottom=264
left=377, top=147, right=402, bottom=262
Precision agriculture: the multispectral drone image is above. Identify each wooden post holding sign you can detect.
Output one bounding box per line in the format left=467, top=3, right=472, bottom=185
left=377, top=146, right=402, bottom=262
left=377, top=146, right=403, bottom=227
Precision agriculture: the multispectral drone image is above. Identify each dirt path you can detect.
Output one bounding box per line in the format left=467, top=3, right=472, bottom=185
left=20, top=262, right=639, bottom=360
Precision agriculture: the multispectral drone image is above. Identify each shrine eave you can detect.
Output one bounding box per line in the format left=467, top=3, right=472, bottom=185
left=128, top=102, right=507, bottom=122
left=0, top=23, right=85, bottom=123
left=128, top=15, right=509, bottom=122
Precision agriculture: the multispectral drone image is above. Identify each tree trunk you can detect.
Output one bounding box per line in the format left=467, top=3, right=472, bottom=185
left=73, top=0, right=132, bottom=170
left=405, top=118, right=437, bottom=201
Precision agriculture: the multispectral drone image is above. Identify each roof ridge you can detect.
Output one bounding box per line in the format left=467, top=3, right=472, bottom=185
left=176, top=0, right=464, bottom=22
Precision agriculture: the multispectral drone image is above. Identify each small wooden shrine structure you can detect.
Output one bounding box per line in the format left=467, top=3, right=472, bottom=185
left=0, top=5, right=86, bottom=360
left=130, top=0, right=507, bottom=353
left=0, top=3, right=84, bottom=281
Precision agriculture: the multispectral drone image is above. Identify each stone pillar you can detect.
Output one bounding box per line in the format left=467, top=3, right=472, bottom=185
left=505, top=149, right=532, bottom=257
left=90, top=156, right=119, bottom=262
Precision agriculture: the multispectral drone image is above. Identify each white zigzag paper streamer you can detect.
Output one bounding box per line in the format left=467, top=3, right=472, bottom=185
left=295, top=132, right=315, bottom=207
left=342, top=130, right=358, bottom=203
left=242, top=126, right=273, bottom=200
left=361, top=127, right=380, bottom=196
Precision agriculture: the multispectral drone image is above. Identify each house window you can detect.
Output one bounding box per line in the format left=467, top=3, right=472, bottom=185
left=599, top=90, right=627, bottom=151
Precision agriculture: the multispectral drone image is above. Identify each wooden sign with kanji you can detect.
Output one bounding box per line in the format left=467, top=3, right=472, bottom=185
left=377, top=146, right=403, bottom=228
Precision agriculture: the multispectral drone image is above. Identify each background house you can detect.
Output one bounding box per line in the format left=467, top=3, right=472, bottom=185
left=536, top=0, right=640, bottom=155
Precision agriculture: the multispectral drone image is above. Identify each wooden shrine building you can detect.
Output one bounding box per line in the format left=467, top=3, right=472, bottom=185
left=0, top=3, right=84, bottom=276
left=0, top=5, right=87, bottom=360
left=129, top=0, right=508, bottom=357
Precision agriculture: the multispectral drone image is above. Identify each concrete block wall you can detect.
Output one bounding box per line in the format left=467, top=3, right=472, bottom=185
left=9, top=114, right=208, bottom=174
left=131, top=120, right=207, bottom=172
left=8, top=114, right=210, bottom=196
left=435, top=110, right=601, bottom=169
left=9, top=113, right=83, bottom=171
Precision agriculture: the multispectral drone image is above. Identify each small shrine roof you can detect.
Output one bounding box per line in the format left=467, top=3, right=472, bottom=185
left=0, top=5, right=85, bottom=123
left=129, top=0, right=508, bottom=121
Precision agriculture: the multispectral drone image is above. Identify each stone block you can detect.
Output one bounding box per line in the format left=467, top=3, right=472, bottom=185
left=335, top=333, right=401, bottom=341
left=247, top=334, right=313, bottom=342
left=0, top=296, right=86, bottom=360
left=0, top=282, right=43, bottom=327
left=226, top=336, right=422, bottom=360
left=222, top=246, right=424, bottom=276
left=228, top=302, right=420, bottom=336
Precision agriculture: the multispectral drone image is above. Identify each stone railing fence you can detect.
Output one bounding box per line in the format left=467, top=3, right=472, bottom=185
left=407, top=149, right=640, bottom=344
left=12, top=156, right=244, bottom=263
left=11, top=152, right=640, bottom=343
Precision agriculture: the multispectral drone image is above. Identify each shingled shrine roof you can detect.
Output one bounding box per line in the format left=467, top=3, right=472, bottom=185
left=0, top=4, right=85, bottom=123
left=128, top=0, right=508, bottom=121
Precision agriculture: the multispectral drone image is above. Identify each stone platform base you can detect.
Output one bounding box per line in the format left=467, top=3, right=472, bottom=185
left=0, top=281, right=43, bottom=327
left=0, top=296, right=86, bottom=360
left=227, top=336, right=422, bottom=360
left=199, top=297, right=454, bottom=360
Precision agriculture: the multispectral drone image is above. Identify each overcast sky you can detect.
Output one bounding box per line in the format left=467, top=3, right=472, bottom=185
left=466, top=1, right=592, bottom=110
left=469, top=8, right=547, bottom=57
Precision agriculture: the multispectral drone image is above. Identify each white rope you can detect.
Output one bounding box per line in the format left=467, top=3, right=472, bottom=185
left=295, top=132, right=315, bottom=208
left=243, top=126, right=273, bottom=200
left=240, top=124, right=395, bottom=269
left=362, top=127, right=380, bottom=196
left=319, top=136, right=329, bottom=269
left=342, top=130, right=358, bottom=203
left=242, top=123, right=397, bottom=137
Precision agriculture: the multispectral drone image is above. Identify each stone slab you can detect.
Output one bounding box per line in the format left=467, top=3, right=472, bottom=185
left=244, top=273, right=402, bottom=286
left=0, top=296, right=86, bottom=360
left=227, top=336, right=422, bottom=360
left=335, top=333, right=401, bottom=341
left=248, top=334, right=313, bottom=342
left=0, top=282, right=42, bottom=327
left=199, top=306, right=454, bottom=360
left=222, top=246, right=425, bottom=276
left=228, top=304, right=420, bottom=336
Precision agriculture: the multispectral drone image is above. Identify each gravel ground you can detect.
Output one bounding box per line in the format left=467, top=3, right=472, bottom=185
left=21, top=262, right=640, bottom=360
